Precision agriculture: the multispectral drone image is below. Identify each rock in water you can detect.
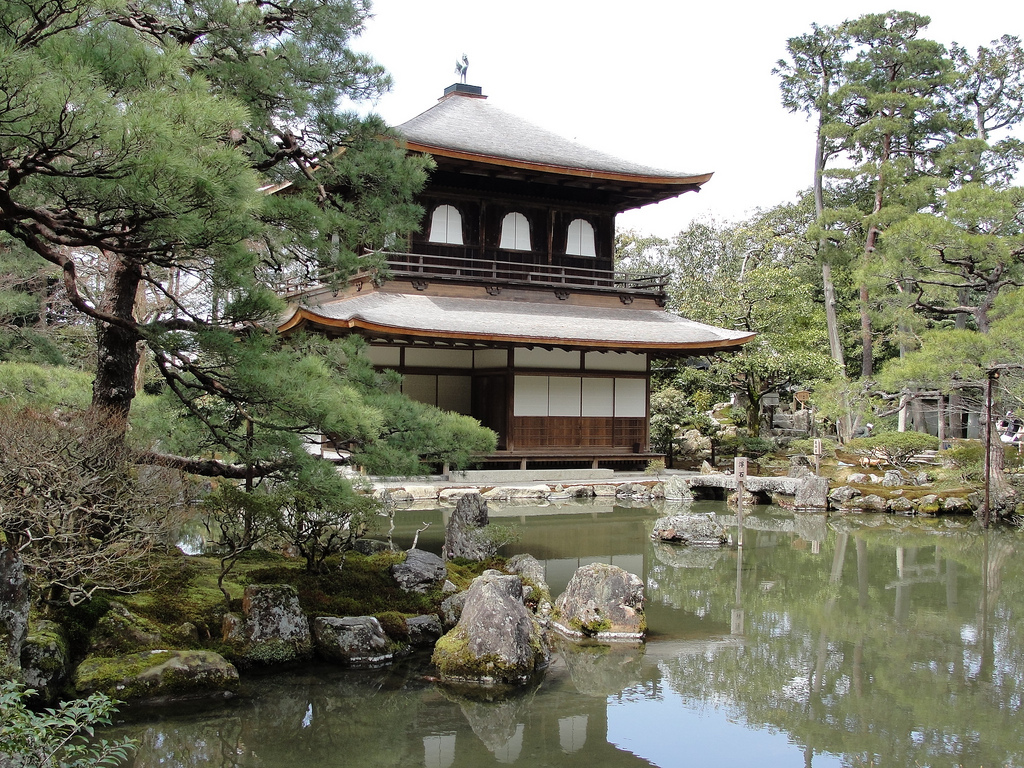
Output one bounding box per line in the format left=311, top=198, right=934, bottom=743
left=313, top=616, right=392, bottom=668
left=552, top=563, right=646, bottom=640
left=75, top=650, right=238, bottom=701
left=663, top=475, right=694, bottom=502
left=392, top=549, right=447, bottom=593
left=651, top=512, right=728, bottom=547
left=240, top=584, right=312, bottom=664
left=444, top=492, right=491, bottom=561
left=794, top=475, right=830, bottom=509
left=432, top=571, right=548, bottom=686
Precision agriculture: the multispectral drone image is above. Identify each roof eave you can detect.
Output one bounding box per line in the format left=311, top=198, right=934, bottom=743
left=404, top=141, right=713, bottom=189
left=279, top=308, right=754, bottom=354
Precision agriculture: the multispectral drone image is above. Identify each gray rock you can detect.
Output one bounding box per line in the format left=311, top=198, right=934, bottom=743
left=859, top=494, right=889, bottom=511
left=912, top=471, right=931, bottom=486
left=20, top=620, right=70, bottom=704
left=241, top=584, right=312, bottom=664
left=505, top=553, right=546, bottom=589
left=0, top=547, right=29, bottom=677
left=406, top=614, right=443, bottom=646
left=662, top=475, right=694, bottom=502
left=680, top=428, right=712, bottom=456
left=553, top=563, right=645, bottom=640
left=391, top=548, right=447, bottom=593
left=888, top=497, right=915, bottom=515
left=505, top=553, right=552, bottom=615
left=431, top=571, right=548, bottom=685
left=918, top=494, right=941, bottom=515
left=313, top=616, right=392, bottom=667
left=882, top=470, right=904, bottom=487
left=829, top=485, right=862, bottom=504
left=794, top=475, right=830, bottom=509
left=75, top=650, right=239, bottom=701
left=443, top=493, right=492, bottom=561
left=651, top=512, right=728, bottom=547
left=846, top=472, right=871, bottom=484
left=563, top=485, right=596, bottom=498
left=787, top=464, right=812, bottom=479
left=481, top=485, right=550, bottom=501
left=440, top=590, right=468, bottom=630
left=942, top=496, right=974, bottom=513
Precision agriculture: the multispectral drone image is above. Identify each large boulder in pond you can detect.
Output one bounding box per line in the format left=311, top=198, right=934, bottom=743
left=240, top=584, right=312, bottom=664
left=793, top=475, right=830, bottom=509
left=432, top=571, right=548, bottom=686
left=651, top=512, right=727, bottom=547
left=392, top=548, right=447, bottom=593
left=20, top=620, right=70, bottom=704
left=553, top=563, right=645, bottom=640
left=75, top=650, right=238, bottom=701
left=1, top=547, right=29, bottom=677
left=443, top=492, right=491, bottom=561
left=663, top=475, right=694, bottom=503
left=313, top=616, right=392, bottom=668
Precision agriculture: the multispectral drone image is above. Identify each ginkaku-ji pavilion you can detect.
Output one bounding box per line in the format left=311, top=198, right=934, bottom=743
left=280, top=83, right=753, bottom=469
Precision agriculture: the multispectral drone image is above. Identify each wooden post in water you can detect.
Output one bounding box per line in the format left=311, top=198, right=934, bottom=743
left=734, top=456, right=747, bottom=549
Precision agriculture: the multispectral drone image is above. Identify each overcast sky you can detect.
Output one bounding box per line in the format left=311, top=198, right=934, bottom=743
left=351, top=1, right=1021, bottom=239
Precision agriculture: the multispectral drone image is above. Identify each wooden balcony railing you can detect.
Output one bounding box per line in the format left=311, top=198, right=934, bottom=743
left=278, top=249, right=669, bottom=299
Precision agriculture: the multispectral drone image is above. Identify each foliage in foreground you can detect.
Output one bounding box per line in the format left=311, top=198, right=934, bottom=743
left=0, top=406, right=189, bottom=607
left=0, top=681, right=134, bottom=768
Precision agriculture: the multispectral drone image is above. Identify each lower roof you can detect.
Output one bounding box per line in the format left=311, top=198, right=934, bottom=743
left=280, top=293, right=752, bottom=353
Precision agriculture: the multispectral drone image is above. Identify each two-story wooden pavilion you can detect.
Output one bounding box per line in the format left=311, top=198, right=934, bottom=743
left=280, top=84, right=752, bottom=469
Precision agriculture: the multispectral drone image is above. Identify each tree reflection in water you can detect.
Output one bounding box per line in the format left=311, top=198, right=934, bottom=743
left=111, top=504, right=1024, bottom=768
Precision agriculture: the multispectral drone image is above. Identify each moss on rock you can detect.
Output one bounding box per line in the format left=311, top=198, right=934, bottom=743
left=75, top=649, right=238, bottom=701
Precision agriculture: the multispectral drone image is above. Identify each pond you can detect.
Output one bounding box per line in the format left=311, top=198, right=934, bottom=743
left=112, top=501, right=1024, bottom=768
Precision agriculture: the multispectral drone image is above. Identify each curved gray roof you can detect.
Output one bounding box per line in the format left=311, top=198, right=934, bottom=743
left=282, top=293, right=751, bottom=352
left=397, top=92, right=708, bottom=182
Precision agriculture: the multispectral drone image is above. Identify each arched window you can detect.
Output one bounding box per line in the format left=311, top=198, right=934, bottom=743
left=566, top=218, right=596, bottom=257
left=499, top=212, right=531, bottom=251
left=428, top=204, right=463, bottom=245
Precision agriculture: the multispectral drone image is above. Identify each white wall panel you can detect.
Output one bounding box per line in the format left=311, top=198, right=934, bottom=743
left=585, top=351, right=647, bottom=372
left=514, top=348, right=581, bottom=370
left=405, top=347, right=473, bottom=369
left=614, top=378, right=647, bottom=417
left=581, top=378, right=615, bottom=416
left=548, top=377, right=582, bottom=417
left=513, top=376, right=548, bottom=416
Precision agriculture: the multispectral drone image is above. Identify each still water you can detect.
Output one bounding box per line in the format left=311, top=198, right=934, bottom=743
left=115, top=501, right=1024, bottom=768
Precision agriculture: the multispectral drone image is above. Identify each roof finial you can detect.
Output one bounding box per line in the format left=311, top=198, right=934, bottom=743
left=455, top=54, right=469, bottom=84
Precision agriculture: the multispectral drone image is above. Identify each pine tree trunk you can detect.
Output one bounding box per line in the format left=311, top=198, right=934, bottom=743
left=92, top=255, right=143, bottom=423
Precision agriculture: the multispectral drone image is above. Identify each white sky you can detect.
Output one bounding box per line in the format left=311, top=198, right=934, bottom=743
left=352, top=0, right=1022, bottom=239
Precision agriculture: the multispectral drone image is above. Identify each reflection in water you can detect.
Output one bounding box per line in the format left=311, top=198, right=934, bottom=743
left=112, top=504, right=1024, bottom=768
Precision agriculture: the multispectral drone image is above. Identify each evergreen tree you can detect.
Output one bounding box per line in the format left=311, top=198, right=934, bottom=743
left=0, top=0, right=494, bottom=483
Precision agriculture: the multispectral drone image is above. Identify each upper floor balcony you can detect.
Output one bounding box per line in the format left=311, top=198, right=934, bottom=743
left=280, top=248, right=669, bottom=303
